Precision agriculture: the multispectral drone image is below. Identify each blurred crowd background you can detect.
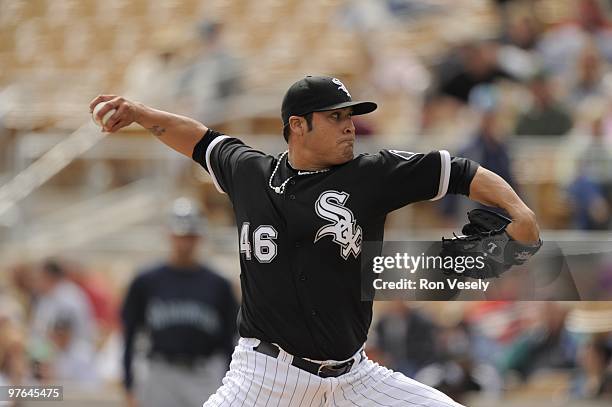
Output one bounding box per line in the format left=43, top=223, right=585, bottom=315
left=1, top=0, right=612, bottom=405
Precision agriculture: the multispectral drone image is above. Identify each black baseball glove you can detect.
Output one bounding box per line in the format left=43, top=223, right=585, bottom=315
left=440, top=209, right=542, bottom=279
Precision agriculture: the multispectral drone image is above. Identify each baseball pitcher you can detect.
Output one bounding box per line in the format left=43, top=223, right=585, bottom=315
left=91, top=75, right=541, bottom=406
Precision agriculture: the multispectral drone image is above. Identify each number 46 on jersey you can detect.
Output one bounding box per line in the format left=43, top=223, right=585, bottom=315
left=240, top=223, right=278, bottom=263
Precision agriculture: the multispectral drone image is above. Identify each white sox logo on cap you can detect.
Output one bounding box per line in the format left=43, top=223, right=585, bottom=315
left=332, top=78, right=351, bottom=98
left=314, top=190, right=362, bottom=259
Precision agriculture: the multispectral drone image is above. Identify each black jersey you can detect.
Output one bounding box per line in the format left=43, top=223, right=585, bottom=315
left=193, top=130, right=478, bottom=361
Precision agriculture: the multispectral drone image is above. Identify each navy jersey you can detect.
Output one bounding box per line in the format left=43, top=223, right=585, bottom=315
left=193, top=130, right=477, bottom=361
left=121, top=263, right=238, bottom=389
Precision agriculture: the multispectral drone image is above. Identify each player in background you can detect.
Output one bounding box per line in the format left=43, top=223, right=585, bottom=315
left=121, top=198, right=238, bottom=407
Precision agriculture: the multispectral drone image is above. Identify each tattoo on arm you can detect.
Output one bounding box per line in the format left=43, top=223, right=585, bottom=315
left=147, top=125, right=166, bottom=137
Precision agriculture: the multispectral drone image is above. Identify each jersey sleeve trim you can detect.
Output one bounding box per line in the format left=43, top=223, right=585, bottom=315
left=429, top=150, right=451, bottom=201
left=206, top=135, right=231, bottom=194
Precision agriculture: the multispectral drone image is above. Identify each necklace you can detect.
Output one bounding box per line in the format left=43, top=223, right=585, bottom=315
left=268, top=151, right=329, bottom=194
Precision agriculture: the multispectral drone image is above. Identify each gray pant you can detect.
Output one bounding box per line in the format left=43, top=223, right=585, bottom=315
left=138, top=355, right=227, bottom=407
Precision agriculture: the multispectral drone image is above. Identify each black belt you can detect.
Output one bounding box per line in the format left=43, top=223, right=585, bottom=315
left=253, top=341, right=360, bottom=378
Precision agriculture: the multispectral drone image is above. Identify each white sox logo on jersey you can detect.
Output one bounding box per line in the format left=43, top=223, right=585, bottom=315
left=314, top=190, right=362, bottom=259
left=332, top=78, right=351, bottom=98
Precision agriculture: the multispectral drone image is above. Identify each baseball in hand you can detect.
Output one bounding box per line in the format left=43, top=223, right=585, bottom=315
left=92, top=102, right=116, bottom=127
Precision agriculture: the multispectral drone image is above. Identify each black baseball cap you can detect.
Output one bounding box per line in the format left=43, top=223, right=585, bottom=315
left=281, top=76, right=377, bottom=127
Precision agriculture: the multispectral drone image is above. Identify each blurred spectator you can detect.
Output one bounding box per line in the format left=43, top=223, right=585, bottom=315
left=572, top=95, right=612, bottom=143
left=463, top=302, right=532, bottom=365
left=30, top=259, right=96, bottom=348
left=500, top=7, right=541, bottom=52
left=372, top=302, right=439, bottom=376
left=569, top=41, right=607, bottom=106
left=423, top=41, right=517, bottom=138
left=436, top=41, right=513, bottom=104
left=567, top=174, right=611, bottom=230
left=514, top=72, right=573, bottom=136
left=121, top=198, right=238, bottom=407
left=441, top=85, right=516, bottom=221
left=566, top=98, right=612, bottom=229
left=29, top=259, right=98, bottom=385
left=576, top=110, right=612, bottom=198
left=498, top=302, right=577, bottom=381
left=415, top=320, right=492, bottom=403
left=537, top=0, right=612, bottom=75
left=576, top=0, right=612, bottom=61
left=64, top=260, right=119, bottom=341
left=571, top=334, right=612, bottom=399
left=497, top=6, right=543, bottom=81
left=176, top=20, right=242, bottom=124
left=47, top=314, right=98, bottom=385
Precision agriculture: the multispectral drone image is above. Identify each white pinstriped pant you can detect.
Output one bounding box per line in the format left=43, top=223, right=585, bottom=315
left=204, top=338, right=464, bottom=407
